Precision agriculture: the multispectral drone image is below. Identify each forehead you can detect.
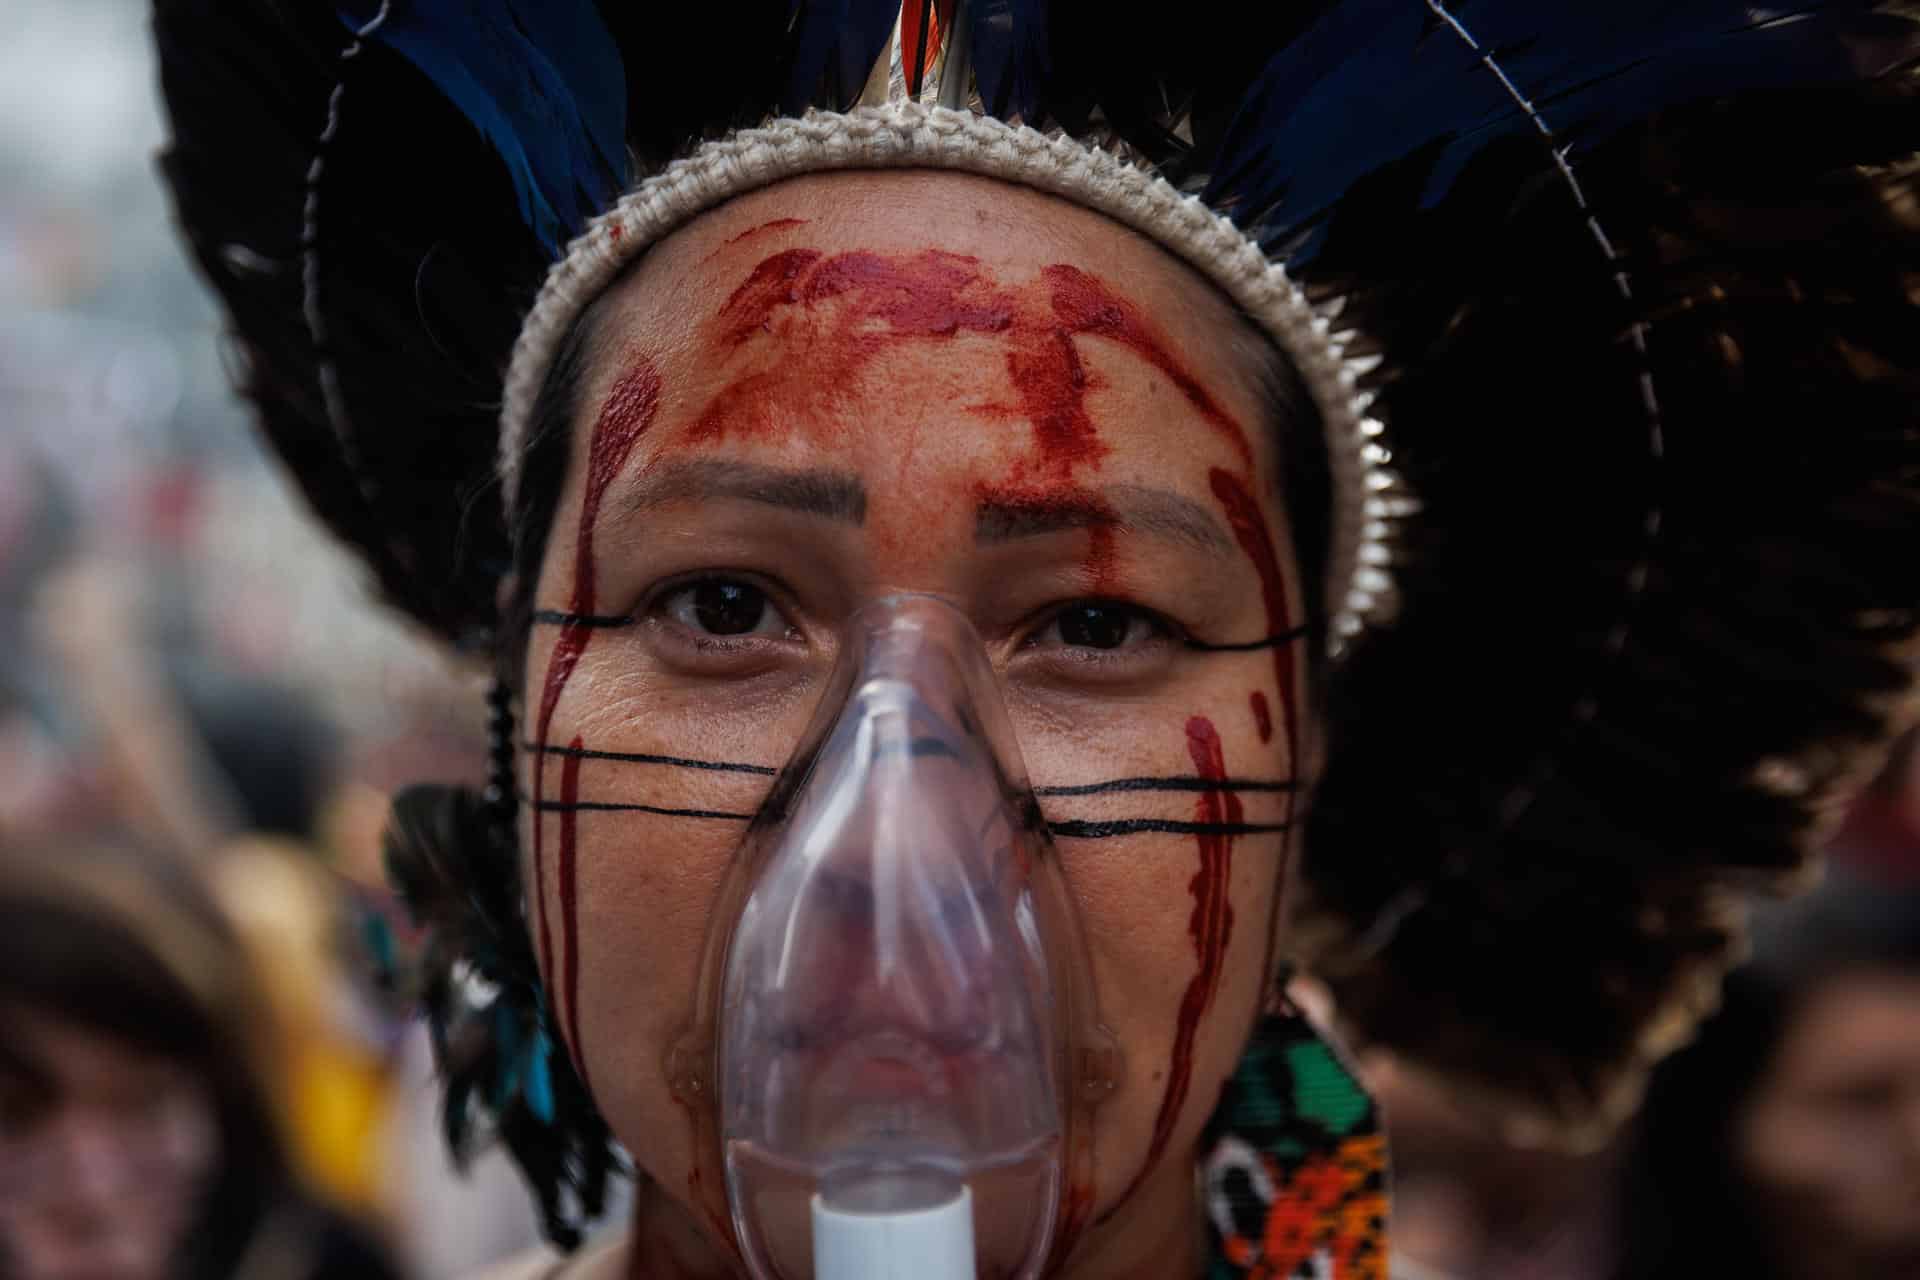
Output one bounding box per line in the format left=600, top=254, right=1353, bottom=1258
left=573, top=170, right=1276, bottom=484
left=605, top=169, right=1248, bottom=334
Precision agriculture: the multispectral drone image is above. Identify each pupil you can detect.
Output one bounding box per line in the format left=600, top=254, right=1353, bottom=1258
left=692, top=581, right=766, bottom=635
left=1059, top=605, right=1128, bottom=650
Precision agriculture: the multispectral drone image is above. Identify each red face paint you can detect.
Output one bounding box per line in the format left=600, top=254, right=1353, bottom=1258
left=715, top=248, right=823, bottom=348
left=682, top=1166, right=739, bottom=1265
left=1249, top=690, right=1273, bottom=744
left=1045, top=1149, right=1097, bottom=1274
left=688, top=248, right=1252, bottom=486
left=1042, top=265, right=1253, bottom=469
left=973, top=482, right=1120, bottom=592
left=801, top=249, right=1016, bottom=337
left=530, top=357, right=663, bottom=1073
left=1116, top=716, right=1243, bottom=1208
left=1211, top=466, right=1302, bottom=1039
left=1209, top=468, right=1297, bottom=772
left=557, top=737, right=590, bottom=1091
left=711, top=216, right=808, bottom=257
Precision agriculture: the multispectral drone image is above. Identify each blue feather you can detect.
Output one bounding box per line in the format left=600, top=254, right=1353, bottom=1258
left=490, top=1000, right=523, bottom=1108
left=970, top=0, right=1050, bottom=121
left=523, top=1025, right=557, bottom=1125
left=339, top=0, right=626, bottom=257
left=1207, top=0, right=1888, bottom=263
left=784, top=0, right=903, bottom=114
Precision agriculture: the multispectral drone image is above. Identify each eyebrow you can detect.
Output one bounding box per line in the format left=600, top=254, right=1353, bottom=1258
left=620, top=459, right=867, bottom=524
left=974, top=483, right=1233, bottom=554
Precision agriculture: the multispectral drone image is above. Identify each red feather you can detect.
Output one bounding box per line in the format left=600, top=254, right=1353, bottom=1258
left=901, top=0, right=954, bottom=97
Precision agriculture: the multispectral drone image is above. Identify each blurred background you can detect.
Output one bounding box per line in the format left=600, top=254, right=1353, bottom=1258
left=0, top=4, right=1914, bottom=1280
left=0, top=2, right=552, bottom=1276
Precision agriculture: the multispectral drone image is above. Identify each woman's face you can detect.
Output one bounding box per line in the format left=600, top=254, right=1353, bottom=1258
left=520, top=171, right=1310, bottom=1270
left=1738, top=971, right=1920, bottom=1280
left=0, top=1007, right=218, bottom=1280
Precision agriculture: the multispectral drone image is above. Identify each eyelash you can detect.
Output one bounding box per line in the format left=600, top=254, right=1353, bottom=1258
left=639, top=575, right=1183, bottom=678
left=1022, top=599, right=1179, bottom=655
left=640, top=572, right=803, bottom=665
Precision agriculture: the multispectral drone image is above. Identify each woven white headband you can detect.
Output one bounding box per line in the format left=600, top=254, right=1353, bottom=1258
left=499, top=100, right=1406, bottom=652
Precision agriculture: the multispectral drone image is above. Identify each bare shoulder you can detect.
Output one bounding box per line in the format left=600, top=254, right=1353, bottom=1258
left=466, top=1234, right=627, bottom=1280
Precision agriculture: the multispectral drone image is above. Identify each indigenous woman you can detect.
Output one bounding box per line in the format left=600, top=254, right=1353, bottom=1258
left=154, top=3, right=1920, bottom=1277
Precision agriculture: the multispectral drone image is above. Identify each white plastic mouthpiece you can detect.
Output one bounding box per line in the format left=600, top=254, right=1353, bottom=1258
left=812, top=1178, right=975, bottom=1280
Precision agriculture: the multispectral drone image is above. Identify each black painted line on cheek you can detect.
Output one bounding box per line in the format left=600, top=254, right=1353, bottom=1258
left=1184, top=625, right=1311, bottom=654
left=532, top=609, right=635, bottom=628
left=527, top=792, right=1286, bottom=840
left=539, top=741, right=1292, bottom=796
left=1048, top=817, right=1289, bottom=839
left=524, top=740, right=778, bottom=776
left=1036, top=775, right=1296, bottom=797
left=529, top=797, right=756, bottom=821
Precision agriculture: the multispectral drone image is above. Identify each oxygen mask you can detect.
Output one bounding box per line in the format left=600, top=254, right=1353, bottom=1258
left=669, top=594, right=1120, bottom=1279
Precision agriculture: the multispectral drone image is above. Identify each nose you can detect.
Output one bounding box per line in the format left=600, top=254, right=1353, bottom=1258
left=49, top=1107, right=142, bottom=1201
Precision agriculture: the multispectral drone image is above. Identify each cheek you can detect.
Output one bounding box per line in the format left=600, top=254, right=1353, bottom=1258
left=1019, top=690, right=1288, bottom=1210
left=518, top=627, right=802, bottom=1187
left=568, top=805, right=734, bottom=1175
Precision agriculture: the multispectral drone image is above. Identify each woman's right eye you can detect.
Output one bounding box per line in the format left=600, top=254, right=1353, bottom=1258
left=657, top=578, right=792, bottom=640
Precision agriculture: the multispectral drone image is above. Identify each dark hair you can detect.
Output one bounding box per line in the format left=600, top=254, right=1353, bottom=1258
left=371, top=301, right=620, bottom=1248
left=383, top=238, right=1334, bottom=1247
left=0, top=838, right=392, bottom=1280
left=1608, top=869, right=1920, bottom=1280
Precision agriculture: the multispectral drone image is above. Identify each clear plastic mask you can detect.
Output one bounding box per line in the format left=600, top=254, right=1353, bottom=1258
left=669, top=595, right=1120, bottom=1279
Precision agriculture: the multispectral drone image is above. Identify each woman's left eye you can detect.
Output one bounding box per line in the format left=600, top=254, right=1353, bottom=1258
left=1030, top=602, right=1168, bottom=653
left=658, top=578, right=793, bottom=639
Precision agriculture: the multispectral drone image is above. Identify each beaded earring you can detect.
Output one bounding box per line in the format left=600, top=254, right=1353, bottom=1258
left=484, top=673, right=520, bottom=831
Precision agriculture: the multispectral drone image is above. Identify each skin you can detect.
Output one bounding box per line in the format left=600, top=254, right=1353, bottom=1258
left=1738, top=972, right=1920, bottom=1280
left=519, top=171, right=1310, bottom=1278
left=0, top=1007, right=217, bottom=1280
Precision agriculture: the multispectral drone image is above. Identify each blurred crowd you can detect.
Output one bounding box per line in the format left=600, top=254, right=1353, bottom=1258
left=2, top=3, right=555, bottom=1276
left=1363, top=740, right=1920, bottom=1280
left=1, top=3, right=1916, bottom=1280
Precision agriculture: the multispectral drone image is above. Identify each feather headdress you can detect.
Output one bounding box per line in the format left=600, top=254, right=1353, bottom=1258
left=157, top=0, right=1919, bottom=1197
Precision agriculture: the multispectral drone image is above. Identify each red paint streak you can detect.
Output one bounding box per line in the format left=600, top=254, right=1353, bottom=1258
left=1046, top=1167, right=1096, bottom=1273
left=530, top=359, right=663, bottom=1036
left=556, top=737, right=590, bottom=1090
left=715, top=248, right=822, bottom=347
left=973, top=482, right=1120, bottom=591
left=690, top=248, right=1247, bottom=484
left=1000, top=323, right=1105, bottom=473
left=684, top=1166, right=738, bottom=1262
left=1043, top=264, right=1253, bottom=469
left=1117, top=716, right=1242, bottom=1209
left=800, top=249, right=1016, bottom=336
left=1250, top=690, right=1273, bottom=744
left=722, top=216, right=806, bottom=250
left=696, top=217, right=809, bottom=265
left=1209, top=468, right=1298, bottom=773
left=1211, top=466, right=1301, bottom=1020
